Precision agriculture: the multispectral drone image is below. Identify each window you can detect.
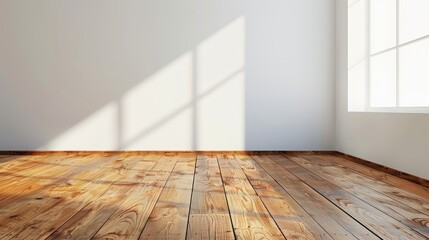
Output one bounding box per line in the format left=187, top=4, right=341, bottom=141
left=348, top=0, right=429, bottom=112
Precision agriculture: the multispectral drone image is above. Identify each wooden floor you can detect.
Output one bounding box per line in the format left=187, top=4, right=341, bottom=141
left=0, top=153, right=428, bottom=239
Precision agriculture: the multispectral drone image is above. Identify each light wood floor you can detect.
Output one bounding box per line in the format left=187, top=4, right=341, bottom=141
left=0, top=153, right=428, bottom=239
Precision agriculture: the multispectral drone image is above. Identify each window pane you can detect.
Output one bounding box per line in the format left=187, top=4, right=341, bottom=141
left=399, top=0, right=429, bottom=44
left=370, top=0, right=396, bottom=54
left=348, top=0, right=367, bottom=111
left=399, top=38, right=429, bottom=107
left=348, top=0, right=367, bottom=68
left=370, top=50, right=396, bottom=107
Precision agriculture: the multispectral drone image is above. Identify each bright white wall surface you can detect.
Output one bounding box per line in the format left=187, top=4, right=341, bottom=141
left=336, top=0, right=429, bottom=179
left=0, top=0, right=335, bottom=151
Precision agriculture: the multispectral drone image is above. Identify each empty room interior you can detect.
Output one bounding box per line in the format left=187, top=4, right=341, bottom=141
left=1, top=0, right=429, bottom=239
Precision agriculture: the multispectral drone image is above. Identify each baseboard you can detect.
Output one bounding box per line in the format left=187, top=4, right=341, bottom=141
left=335, top=152, right=429, bottom=189
left=0, top=150, right=337, bottom=155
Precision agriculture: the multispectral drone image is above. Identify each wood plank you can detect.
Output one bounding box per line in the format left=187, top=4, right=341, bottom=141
left=270, top=154, right=427, bottom=240
left=0, top=153, right=126, bottom=214
left=218, top=154, right=285, bottom=239
left=187, top=214, right=233, bottom=240
left=0, top=154, right=86, bottom=202
left=93, top=154, right=179, bottom=240
left=0, top=152, right=428, bottom=239
left=235, top=154, right=332, bottom=240
left=0, top=153, right=85, bottom=171
left=0, top=155, right=122, bottom=228
left=0, top=155, right=30, bottom=163
left=0, top=154, right=126, bottom=220
left=318, top=154, right=429, bottom=209
left=325, top=154, right=429, bottom=198
left=0, top=154, right=64, bottom=181
left=250, top=155, right=377, bottom=240
left=286, top=154, right=429, bottom=238
left=187, top=155, right=234, bottom=239
left=189, top=155, right=229, bottom=214
left=335, top=153, right=429, bottom=188
left=0, top=154, right=45, bottom=165
left=0, top=153, right=112, bottom=203
left=45, top=154, right=162, bottom=240
left=139, top=154, right=196, bottom=239
left=0, top=153, right=138, bottom=239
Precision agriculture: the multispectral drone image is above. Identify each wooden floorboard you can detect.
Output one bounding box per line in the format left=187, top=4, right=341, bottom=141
left=270, top=154, right=427, bottom=240
left=286, top=154, right=429, bottom=238
left=318, top=154, right=429, bottom=204
left=0, top=153, right=428, bottom=239
left=139, top=154, right=196, bottom=239
left=250, top=155, right=378, bottom=240
left=218, top=154, right=285, bottom=239
left=46, top=154, right=161, bottom=240
left=187, top=155, right=234, bottom=239
left=237, top=154, right=335, bottom=240
left=93, top=154, right=177, bottom=239
left=2, top=153, right=137, bottom=239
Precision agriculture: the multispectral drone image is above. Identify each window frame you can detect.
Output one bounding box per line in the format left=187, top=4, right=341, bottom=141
left=364, top=0, right=429, bottom=113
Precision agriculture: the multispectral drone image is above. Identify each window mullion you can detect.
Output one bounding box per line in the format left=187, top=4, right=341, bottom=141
left=366, top=0, right=371, bottom=110
left=396, top=0, right=400, bottom=107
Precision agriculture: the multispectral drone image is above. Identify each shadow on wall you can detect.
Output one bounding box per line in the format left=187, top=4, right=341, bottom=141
left=0, top=1, right=246, bottom=150
left=0, top=0, right=335, bottom=150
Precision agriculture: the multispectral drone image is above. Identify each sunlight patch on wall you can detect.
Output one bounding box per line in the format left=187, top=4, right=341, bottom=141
left=196, top=16, right=246, bottom=150
left=122, top=53, right=194, bottom=150
left=197, top=17, right=245, bottom=93
left=197, top=72, right=245, bottom=150
left=39, top=15, right=246, bottom=150
left=42, top=102, right=118, bottom=150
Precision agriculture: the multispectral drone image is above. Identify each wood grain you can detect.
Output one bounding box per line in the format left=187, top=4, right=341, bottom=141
left=270, top=154, right=427, bottom=240
left=235, top=154, right=332, bottom=240
left=0, top=152, right=427, bottom=239
left=187, top=155, right=234, bottom=240
left=189, top=155, right=229, bottom=214
left=139, top=154, right=196, bottom=239
left=335, top=152, right=429, bottom=188
left=250, top=155, right=378, bottom=240
left=187, top=214, right=234, bottom=240
left=93, top=154, right=179, bottom=240
left=45, top=154, right=161, bottom=240
left=286, top=154, right=429, bottom=238
left=1, top=153, right=136, bottom=239
left=319, top=154, right=429, bottom=203
left=218, top=154, right=285, bottom=239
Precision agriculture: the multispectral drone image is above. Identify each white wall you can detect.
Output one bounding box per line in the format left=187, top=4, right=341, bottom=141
left=245, top=1, right=335, bottom=150
left=336, top=0, right=429, bottom=179
left=0, top=0, right=335, bottom=151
